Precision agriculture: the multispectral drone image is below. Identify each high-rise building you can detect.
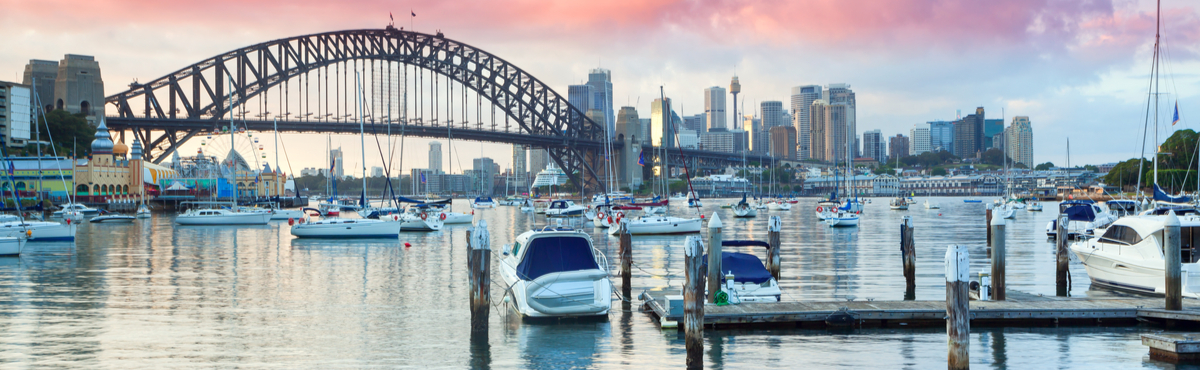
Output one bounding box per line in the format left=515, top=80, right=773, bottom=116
left=0, top=81, right=32, bottom=147
left=511, top=144, right=527, bottom=188
left=761, top=101, right=785, bottom=129
left=529, top=148, right=548, bottom=176
left=928, top=120, right=954, bottom=153
left=862, top=129, right=885, bottom=163
left=769, top=126, right=797, bottom=160
left=1006, top=116, right=1034, bottom=168
left=704, top=86, right=727, bottom=131
left=567, top=84, right=595, bottom=121
left=472, top=157, right=496, bottom=195
left=586, top=68, right=614, bottom=138
left=615, top=106, right=643, bottom=188
left=428, top=141, right=442, bottom=173
left=371, top=167, right=384, bottom=177
left=700, top=131, right=738, bottom=153
left=826, top=84, right=856, bottom=160
left=683, top=113, right=706, bottom=133
left=889, top=134, right=910, bottom=161
left=983, top=118, right=1004, bottom=149
left=910, top=124, right=931, bottom=155
left=825, top=102, right=852, bottom=163
left=745, top=115, right=765, bottom=154
left=809, top=99, right=829, bottom=162
left=791, top=85, right=822, bottom=160
left=330, top=148, right=344, bottom=178
left=651, top=98, right=674, bottom=148
left=952, top=107, right=985, bottom=159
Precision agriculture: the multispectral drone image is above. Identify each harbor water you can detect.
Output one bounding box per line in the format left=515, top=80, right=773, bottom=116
left=0, top=197, right=1189, bottom=368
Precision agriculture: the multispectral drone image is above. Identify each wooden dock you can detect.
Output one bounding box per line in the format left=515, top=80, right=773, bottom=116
left=640, top=290, right=1200, bottom=330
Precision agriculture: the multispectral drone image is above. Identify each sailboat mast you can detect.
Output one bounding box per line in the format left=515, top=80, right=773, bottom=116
left=1153, top=0, right=1161, bottom=187
left=273, top=118, right=279, bottom=199
left=356, top=72, right=367, bottom=205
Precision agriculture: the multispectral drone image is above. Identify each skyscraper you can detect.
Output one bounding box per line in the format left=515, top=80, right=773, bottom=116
left=761, top=101, right=785, bottom=129
left=952, top=107, right=985, bottom=159
left=983, top=118, right=1004, bottom=149
left=791, top=85, right=822, bottom=160
left=704, top=86, right=727, bottom=132
left=1006, top=116, right=1034, bottom=168
left=472, top=157, right=496, bottom=195
left=511, top=144, right=527, bottom=188
left=825, top=102, right=852, bottom=163
left=809, top=99, right=829, bottom=161
left=330, top=148, right=344, bottom=178
left=769, top=126, right=797, bottom=160
left=428, top=141, right=442, bottom=173
left=927, top=121, right=954, bottom=153
left=889, top=134, right=910, bottom=161
left=745, top=115, right=765, bottom=154
left=586, top=68, right=614, bottom=138
left=615, top=106, right=643, bottom=188
left=826, top=84, right=856, bottom=159
left=682, top=113, right=706, bottom=133
left=862, top=129, right=885, bottom=163
left=651, top=98, right=674, bottom=148
left=567, top=84, right=595, bottom=121
left=529, top=148, right=548, bottom=176
left=910, top=124, right=931, bottom=155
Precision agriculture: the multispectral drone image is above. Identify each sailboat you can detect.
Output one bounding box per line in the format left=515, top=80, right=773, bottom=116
left=822, top=112, right=860, bottom=227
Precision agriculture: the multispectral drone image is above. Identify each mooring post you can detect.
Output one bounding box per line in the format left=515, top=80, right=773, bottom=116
left=990, top=214, right=1005, bottom=301
left=945, top=244, right=970, bottom=370
left=1166, top=210, right=1182, bottom=311
left=619, top=219, right=633, bottom=304
left=468, top=221, right=491, bottom=334
left=902, top=216, right=916, bottom=295
left=706, top=213, right=723, bottom=304
left=1056, top=214, right=1069, bottom=296
left=985, top=204, right=993, bottom=246
left=684, top=235, right=706, bottom=370
left=767, top=216, right=782, bottom=280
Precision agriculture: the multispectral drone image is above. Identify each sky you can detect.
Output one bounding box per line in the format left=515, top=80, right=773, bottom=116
left=2, top=0, right=1199, bottom=174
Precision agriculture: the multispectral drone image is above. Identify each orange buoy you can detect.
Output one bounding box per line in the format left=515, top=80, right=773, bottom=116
left=404, top=242, right=411, bottom=248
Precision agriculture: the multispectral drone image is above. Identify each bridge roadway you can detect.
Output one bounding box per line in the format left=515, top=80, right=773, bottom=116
left=106, top=116, right=774, bottom=169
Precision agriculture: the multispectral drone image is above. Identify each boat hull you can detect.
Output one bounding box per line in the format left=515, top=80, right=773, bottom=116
left=0, top=222, right=77, bottom=241
left=290, top=220, right=400, bottom=238
left=0, top=237, right=26, bottom=256
left=176, top=213, right=271, bottom=225
left=270, top=209, right=307, bottom=220
left=621, top=217, right=702, bottom=235
left=90, top=216, right=136, bottom=223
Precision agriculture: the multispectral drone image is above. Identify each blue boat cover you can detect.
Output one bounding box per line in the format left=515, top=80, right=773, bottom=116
left=393, top=196, right=451, bottom=205
left=516, top=236, right=600, bottom=281
left=1063, top=205, right=1096, bottom=222
left=721, top=240, right=770, bottom=248
left=475, top=196, right=494, bottom=203
left=702, top=252, right=773, bottom=284
left=1155, top=184, right=1193, bottom=204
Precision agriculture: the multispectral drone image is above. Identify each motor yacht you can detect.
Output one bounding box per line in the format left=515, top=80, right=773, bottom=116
left=545, top=200, right=587, bottom=218
left=472, top=197, right=497, bottom=209
left=175, top=208, right=271, bottom=225
left=1070, top=208, right=1200, bottom=297
left=1045, top=200, right=1115, bottom=238
left=290, top=218, right=400, bottom=238
left=702, top=250, right=781, bottom=303
left=1027, top=202, right=1044, bottom=212
left=52, top=203, right=100, bottom=217
left=498, top=227, right=612, bottom=318
left=0, top=216, right=77, bottom=241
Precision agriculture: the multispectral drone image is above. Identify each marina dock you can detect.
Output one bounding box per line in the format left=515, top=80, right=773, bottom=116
left=641, top=290, right=1200, bottom=330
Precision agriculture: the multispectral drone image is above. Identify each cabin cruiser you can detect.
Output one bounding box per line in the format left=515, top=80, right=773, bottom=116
left=1107, top=199, right=1140, bottom=217
left=889, top=197, right=910, bottom=210
left=317, top=202, right=341, bottom=217
left=702, top=250, right=781, bottom=303
left=1070, top=208, right=1200, bottom=297
left=609, top=215, right=702, bottom=235
left=52, top=203, right=100, bottom=217
left=394, top=207, right=444, bottom=231
left=545, top=200, right=587, bottom=217
left=290, top=218, right=399, bottom=238
left=499, top=227, right=612, bottom=318
left=1046, top=200, right=1115, bottom=239
left=472, top=197, right=497, bottom=209
left=0, top=215, right=76, bottom=241
left=176, top=208, right=271, bottom=225
left=135, top=204, right=151, bottom=218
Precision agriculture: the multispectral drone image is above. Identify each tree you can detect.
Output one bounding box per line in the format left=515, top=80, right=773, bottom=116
left=32, top=109, right=95, bottom=157
left=1034, top=162, right=1055, bottom=171
left=1103, top=158, right=1148, bottom=189
left=1083, top=164, right=1098, bottom=172
left=931, top=167, right=948, bottom=176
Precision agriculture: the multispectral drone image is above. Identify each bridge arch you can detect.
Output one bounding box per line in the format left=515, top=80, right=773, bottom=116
left=105, top=27, right=605, bottom=189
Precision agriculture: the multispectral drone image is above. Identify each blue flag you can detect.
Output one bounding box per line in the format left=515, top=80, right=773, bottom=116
left=411, top=10, right=416, bottom=17
left=637, top=151, right=644, bottom=166
left=420, top=173, right=427, bottom=183
left=1174, top=101, right=1181, bottom=126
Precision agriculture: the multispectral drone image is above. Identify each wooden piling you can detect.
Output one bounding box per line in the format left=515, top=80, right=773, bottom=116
left=946, top=245, right=970, bottom=370
left=1166, top=210, right=1182, bottom=311
left=990, top=214, right=1005, bottom=301
left=985, top=206, right=993, bottom=245
left=767, top=216, right=782, bottom=280
left=684, top=235, right=706, bottom=370
left=706, top=213, right=723, bottom=304
left=619, top=220, right=632, bottom=304
left=901, top=216, right=916, bottom=293
left=468, top=221, right=491, bottom=334
left=1056, top=214, right=1069, bottom=296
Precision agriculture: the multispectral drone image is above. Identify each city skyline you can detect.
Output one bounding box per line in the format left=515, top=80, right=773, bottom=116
left=2, top=0, right=1198, bottom=173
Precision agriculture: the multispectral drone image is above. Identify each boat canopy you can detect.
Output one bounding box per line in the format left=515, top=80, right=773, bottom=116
left=1063, top=205, right=1097, bottom=222
left=475, top=196, right=494, bottom=203
left=702, top=252, right=773, bottom=284
left=395, top=196, right=451, bottom=205
left=516, top=235, right=600, bottom=281
left=1155, top=184, right=1193, bottom=204
left=1059, top=200, right=1095, bottom=213
left=721, top=240, right=770, bottom=249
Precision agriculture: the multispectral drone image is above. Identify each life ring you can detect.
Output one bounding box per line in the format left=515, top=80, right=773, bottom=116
left=817, top=206, right=824, bottom=212
left=616, top=211, right=625, bottom=219
left=420, top=213, right=428, bottom=220
left=439, top=213, right=447, bottom=221
left=597, top=212, right=606, bottom=220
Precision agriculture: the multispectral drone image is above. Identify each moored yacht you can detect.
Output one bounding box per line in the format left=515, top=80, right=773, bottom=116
left=499, top=226, right=612, bottom=318
left=0, top=215, right=77, bottom=241
left=472, top=196, right=497, bottom=209
left=290, top=218, right=400, bottom=238
left=732, top=194, right=757, bottom=218
left=52, top=203, right=100, bottom=217
left=545, top=200, right=586, bottom=217
left=0, top=236, right=27, bottom=256
left=823, top=211, right=860, bottom=227
left=889, top=197, right=910, bottom=210
left=1045, top=200, right=1115, bottom=238
left=610, top=214, right=702, bottom=235
left=395, top=207, right=444, bottom=231
left=702, top=250, right=781, bottom=302
left=1070, top=208, right=1200, bottom=296
left=175, top=208, right=271, bottom=225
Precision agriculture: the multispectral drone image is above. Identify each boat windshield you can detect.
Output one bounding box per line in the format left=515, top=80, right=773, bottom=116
left=516, top=236, right=600, bottom=280
left=1099, top=225, right=1143, bottom=246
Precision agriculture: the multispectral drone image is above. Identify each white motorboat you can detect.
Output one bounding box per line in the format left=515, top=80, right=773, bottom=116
left=889, top=197, right=910, bottom=210
left=924, top=199, right=940, bottom=209
left=52, top=203, right=100, bottom=217
left=704, top=251, right=781, bottom=303
left=472, top=197, right=497, bottom=209
left=499, top=227, right=612, bottom=318
left=610, top=215, right=702, bottom=235
left=90, top=214, right=135, bottom=223
left=0, top=218, right=77, bottom=241
left=0, top=236, right=27, bottom=256
left=290, top=218, right=400, bottom=238
left=545, top=200, right=586, bottom=217
left=1045, top=200, right=1116, bottom=238
left=175, top=208, right=271, bottom=225
left=135, top=204, right=151, bottom=218
left=1070, top=208, right=1200, bottom=297
left=395, top=207, right=444, bottom=231
left=823, top=211, right=860, bottom=227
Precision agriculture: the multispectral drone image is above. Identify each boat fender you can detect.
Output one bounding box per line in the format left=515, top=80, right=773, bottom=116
left=440, top=213, right=447, bottom=221
left=25, top=230, right=32, bottom=237
left=817, top=206, right=823, bottom=212
left=288, top=218, right=294, bottom=226
left=394, top=214, right=400, bottom=221
left=420, top=213, right=428, bottom=220
left=825, top=310, right=856, bottom=327
left=66, top=219, right=71, bottom=225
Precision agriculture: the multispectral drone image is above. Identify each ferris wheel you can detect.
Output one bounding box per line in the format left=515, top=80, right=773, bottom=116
left=196, top=124, right=274, bottom=172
